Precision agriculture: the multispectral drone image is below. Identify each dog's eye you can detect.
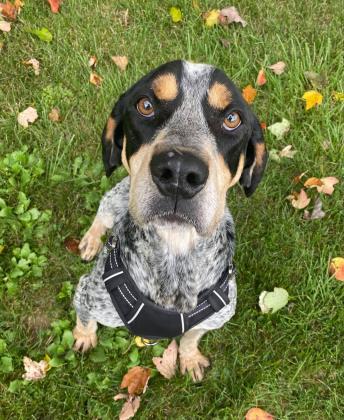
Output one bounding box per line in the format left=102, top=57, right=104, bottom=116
left=223, top=112, right=241, bottom=131
left=137, top=97, right=154, bottom=117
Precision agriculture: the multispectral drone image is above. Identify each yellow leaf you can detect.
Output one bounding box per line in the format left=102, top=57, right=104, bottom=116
left=169, top=6, right=182, bottom=23
left=134, top=336, right=155, bottom=347
left=203, top=9, right=220, bottom=27
left=329, top=257, right=344, bottom=281
left=302, top=90, right=323, bottom=110
left=332, top=91, right=344, bottom=101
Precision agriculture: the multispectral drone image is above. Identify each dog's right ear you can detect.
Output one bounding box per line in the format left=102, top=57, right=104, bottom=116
left=101, top=94, right=126, bottom=177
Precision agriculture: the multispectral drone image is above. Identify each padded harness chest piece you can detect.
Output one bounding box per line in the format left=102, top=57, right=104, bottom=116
left=103, top=236, right=234, bottom=340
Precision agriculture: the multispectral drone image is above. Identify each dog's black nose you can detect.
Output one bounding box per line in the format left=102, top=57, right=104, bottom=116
left=150, top=151, right=209, bottom=199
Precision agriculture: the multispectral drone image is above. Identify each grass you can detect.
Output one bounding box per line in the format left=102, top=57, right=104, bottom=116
left=0, top=0, right=344, bottom=418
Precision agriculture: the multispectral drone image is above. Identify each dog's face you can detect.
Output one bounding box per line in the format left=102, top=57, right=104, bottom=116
left=102, top=60, right=267, bottom=236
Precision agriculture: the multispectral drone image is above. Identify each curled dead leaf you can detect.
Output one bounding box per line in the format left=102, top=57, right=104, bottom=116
left=17, top=107, right=38, bottom=128
left=293, top=171, right=307, bottom=184
left=111, top=55, right=128, bottom=72
left=88, top=55, right=97, bottom=68
left=279, top=145, right=296, bottom=158
left=287, top=189, right=310, bottom=210
left=117, top=395, right=141, bottom=420
left=219, top=6, right=247, bottom=27
left=90, top=72, right=102, bottom=87
left=304, top=197, right=325, bottom=220
left=0, top=1, right=17, bottom=20
left=329, top=257, right=344, bottom=281
left=242, top=85, right=257, bottom=104
left=245, top=407, right=274, bottom=420
left=22, top=356, right=49, bottom=381
left=120, top=366, right=151, bottom=395
left=317, top=177, right=339, bottom=195
left=0, top=20, right=11, bottom=32
left=48, top=107, right=61, bottom=122
left=64, top=237, right=80, bottom=255
left=152, top=339, right=178, bottom=379
left=268, top=61, right=286, bottom=75
left=256, top=69, right=267, bottom=86
left=23, top=58, right=40, bottom=75
left=304, top=177, right=323, bottom=188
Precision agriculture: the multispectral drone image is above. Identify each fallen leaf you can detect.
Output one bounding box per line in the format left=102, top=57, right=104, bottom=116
left=29, top=27, right=53, bottom=42
left=47, top=0, right=60, bottom=13
left=329, top=257, right=344, bottom=281
left=134, top=336, right=156, bottom=348
left=256, top=69, right=267, bottom=86
left=304, top=71, right=327, bottom=89
left=89, top=72, right=102, bottom=87
left=258, top=288, right=289, bottom=314
left=260, top=122, right=267, bottom=130
left=268, top=149, right=281, bottom=163
left=242, top=85, right=257, bottom=104
left=279, top=144, right=296, bottom=158
left=17, top=107, right=38, bottom=128
left=287, top=189, right=310, bottom=209
left=293, top=171, right=307, bottom=184
left=88, top=55, right=97, bottom=68
left=246, top=407, right=275, bottom=420
left=64, top=237, right=80, bottom=255
left=267, top=118, right=290, bottom=140
left=304, top=177, right=323, bottom=188
left=317, top=177, right=339, bottom=195
left=0, top=1, right=17, bottom=20
left=302, top=90, right=323, bottom=110
left=114, top=394, right=141, bottom=420
left=219, top=6, right=247, bottom=27
left=23, top=58, right=40, bottom=75
left=22, top=356, right=49, bottom=381
left=0, top=20, right=11, bottom=32
left=152, top=339, right=178, bottom=379
left=48, top=107, right=61, bottom=122
left=203, top=9, right=220, bottom=27
left=169, top=6, right=182, bottom=23
left=332, top=91, right=344, bottom=102
left=111, top=55, right=128, bottom=72
left=13, top=0, right=23, bottom=12
left=304, top=197, right=325, bottom=220
left=268, top=61, right=286, bottom=75
left=120, top=366, right=151, bottom=395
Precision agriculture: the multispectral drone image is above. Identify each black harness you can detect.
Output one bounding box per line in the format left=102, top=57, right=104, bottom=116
left=102, top=237, right=234, bottom=340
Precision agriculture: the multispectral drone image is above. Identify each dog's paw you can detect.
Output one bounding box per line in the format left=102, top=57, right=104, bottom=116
left=73, top=326, right=97, bottom=352
left=179, top=350, right=210, bottom=382
left=78, top=230, right=103, bottom=261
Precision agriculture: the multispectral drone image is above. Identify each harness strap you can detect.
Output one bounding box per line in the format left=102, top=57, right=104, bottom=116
left=103, top=236, right=234, bottom=340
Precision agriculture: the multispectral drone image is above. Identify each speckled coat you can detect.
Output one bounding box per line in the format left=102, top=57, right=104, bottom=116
left=73, top=176, right=237, bottom=333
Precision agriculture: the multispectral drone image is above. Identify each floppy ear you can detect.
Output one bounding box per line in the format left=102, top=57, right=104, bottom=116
left=101, top=94, right=126, bottom=177
left=239, top=115, right=268, bottom=197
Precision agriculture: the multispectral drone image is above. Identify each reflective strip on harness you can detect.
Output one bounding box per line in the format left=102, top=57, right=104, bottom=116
left=103, top=236, right=234, bottom=340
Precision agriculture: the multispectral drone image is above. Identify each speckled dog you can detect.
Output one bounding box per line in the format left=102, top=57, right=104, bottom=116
left=73, top=60, right=267, bottom=382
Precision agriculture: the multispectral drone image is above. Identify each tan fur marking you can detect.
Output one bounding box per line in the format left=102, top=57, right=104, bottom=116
left=255, top=143, right=265, bottom=167
left=207, top=82, right=232, bottom=110
left=121, top=136, right=130, bottom=173
left=152, top=73, right=178, bottom=101
left=228, top=153, right=245, bottom=187
left=105, top=117, right=116, bottom=141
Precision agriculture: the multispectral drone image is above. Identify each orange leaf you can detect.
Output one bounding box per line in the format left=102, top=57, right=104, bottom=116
left=64, top=237, right=80, bottom=255
left=260, top=122, right=267, bottom=130
left=47, top=0, right=60, bottom=13
left=329, top=257, right=344, bottom=281
left=256, top=69, right=267, bottom=86
left=287, top=189, right=310, bottom=210
left=245, top=407, right=274, bottom=420
left=304, top=177, right=323, bottom=188
left=0, top=1, right=17, bottom=20
left=89, top=72, right=103, bottom=87
left=120, top=366, right=151, bottom=395
left=242, top=85, right=257, bottom=104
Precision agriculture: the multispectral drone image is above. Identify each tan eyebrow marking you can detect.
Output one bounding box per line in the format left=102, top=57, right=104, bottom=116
left=152, top=73, right=178, bottom=101
left=207, top=82, right=232, bottom=110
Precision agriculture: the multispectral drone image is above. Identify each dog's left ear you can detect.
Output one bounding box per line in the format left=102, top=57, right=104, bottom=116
left=239, top=115, right=268, bottom=197
left=101, top=94, right=126, bottom=177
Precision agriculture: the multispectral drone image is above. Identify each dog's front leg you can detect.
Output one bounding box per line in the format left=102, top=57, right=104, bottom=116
left=78, top=215, right=110, bottom=261
left=179, top=328, right=210, bottom=382
left=73, top=316, right=98, bottom=352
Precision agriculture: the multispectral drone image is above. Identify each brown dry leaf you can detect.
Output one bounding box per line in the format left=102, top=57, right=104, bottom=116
left=152, top=339, right=178, bottom=379
left=279, top=145, right=296, bottom=158
left=304, top=197, right=325, bottom=220
left=17, top=106, right=38, bottom=128
left=268, top=61, right=286, bottom=75
left=304, top=177, right=323, bottom=188
left=22, top=356, right=49, bottom=381
left=64, top=237, right=80, bottom=255
left=245, top=407, right=275, bottom=420
left=0, top=1, right=17, bottom=20
left=90, top=72, right=102, bottom=87
left=88, top=55, right=97, bottom=68
left=317, top=177, right=339, bottom=195
left=111, top=55, right=128, bottom=72
left=287, top=189, right=310, bottom=210
left=0, top=20, right=11, bottom=31
left=219, top=6, right=247, bottom=26
left=120, top=366, right=151, bottom=395
left=48, top=107, right=60, bottom=122
left=116, top=395, right=141, bottom=420
left=329, top=257, right=344, bottom=281
left=242, top=85, right=257, bottom=104
left=23, top=58, right=40, bottom=75
left=256, top=69, right=267, bottom=86
left=293, top=171, right=307, bottom=184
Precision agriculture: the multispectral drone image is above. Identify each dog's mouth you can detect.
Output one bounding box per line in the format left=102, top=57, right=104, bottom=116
left=148, top=211, right=200, bottom=231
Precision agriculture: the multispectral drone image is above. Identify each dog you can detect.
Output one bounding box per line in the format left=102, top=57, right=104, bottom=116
left=73, top=60, right=267, bottom=382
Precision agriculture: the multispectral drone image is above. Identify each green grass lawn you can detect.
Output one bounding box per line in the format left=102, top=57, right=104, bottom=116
left=1, top=0, right=344, bottom=418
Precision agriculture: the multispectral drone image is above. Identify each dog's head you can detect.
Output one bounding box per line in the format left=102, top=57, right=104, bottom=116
left=102, top=60, right=267, bottom=236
